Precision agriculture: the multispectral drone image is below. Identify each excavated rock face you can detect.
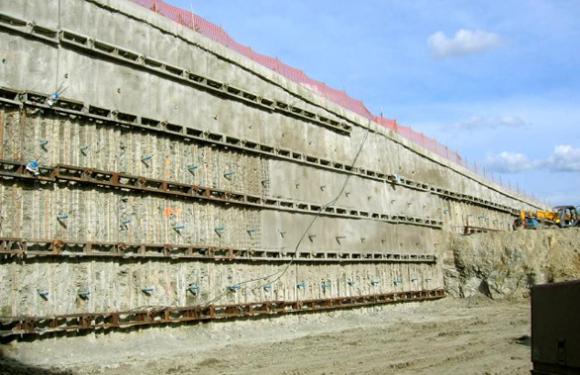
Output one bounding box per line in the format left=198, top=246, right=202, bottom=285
left=445, top=229, right=580, bottom=299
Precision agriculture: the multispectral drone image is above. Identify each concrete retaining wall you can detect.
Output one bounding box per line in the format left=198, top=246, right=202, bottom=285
left=0, top=259, right=441, bottom=316
left=0, top=0, right=543, bottom=326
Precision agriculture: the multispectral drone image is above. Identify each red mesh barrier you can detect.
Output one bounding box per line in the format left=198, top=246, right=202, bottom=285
left=130, top=0, right=470, bottom=171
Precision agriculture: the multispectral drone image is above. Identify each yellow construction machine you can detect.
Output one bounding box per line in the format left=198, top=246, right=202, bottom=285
left=515, top=206, right=579, bottom=229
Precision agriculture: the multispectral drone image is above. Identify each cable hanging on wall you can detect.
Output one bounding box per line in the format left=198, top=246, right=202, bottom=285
left=200, top=121, right=372, bottom=307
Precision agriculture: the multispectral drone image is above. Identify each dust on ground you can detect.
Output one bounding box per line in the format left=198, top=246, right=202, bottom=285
left=1, top=297, right=531, bottom=375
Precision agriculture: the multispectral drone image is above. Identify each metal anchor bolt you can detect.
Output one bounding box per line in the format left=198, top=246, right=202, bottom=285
left=37, top=289, right=49, bottom=300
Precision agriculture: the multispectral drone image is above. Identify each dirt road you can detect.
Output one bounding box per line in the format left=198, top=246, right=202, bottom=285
left=1, top=297, right=531, bottom=375
left=134, top=299, right=530, bottom=375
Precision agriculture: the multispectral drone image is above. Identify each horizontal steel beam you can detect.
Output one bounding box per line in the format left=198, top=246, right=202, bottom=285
left=0, top=12, right=351, bottom=135
left=0, top=237, right=437, bottom=264
left=0, top=9, right=540, bottom=212
left=0, top=86, right=517, bottom=216
left=463, top=226, right=500, bottom=235
left=0, top=160, right=444, bottom=228
left=0, top=289, right=445, bottom=340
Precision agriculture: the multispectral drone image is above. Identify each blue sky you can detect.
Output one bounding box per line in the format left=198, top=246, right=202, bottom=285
left=166, top=0, right=580, bottom=205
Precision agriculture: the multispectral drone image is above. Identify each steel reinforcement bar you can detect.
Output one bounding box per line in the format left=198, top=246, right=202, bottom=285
left=0, top=289, right=445, bottom=339
left=0, top=237, right=437, bottom=264
left=0, top=87, right=517, bottom=216
left=0, top=160, right=444, bottom=229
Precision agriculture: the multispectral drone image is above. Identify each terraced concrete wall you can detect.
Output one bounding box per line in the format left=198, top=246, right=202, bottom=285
left=0, top=0, right=543, bottom=332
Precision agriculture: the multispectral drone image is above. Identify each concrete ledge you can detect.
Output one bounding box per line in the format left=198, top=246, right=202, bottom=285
left=0, top=289, right=446, bottom=340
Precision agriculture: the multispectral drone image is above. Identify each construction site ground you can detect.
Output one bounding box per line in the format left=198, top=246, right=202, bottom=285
left=0, top=297, right=531, bottom=375
left=4, top=227, right=578, bottom=375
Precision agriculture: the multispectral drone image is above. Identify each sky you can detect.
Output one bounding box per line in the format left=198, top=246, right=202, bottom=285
left=166, top=0, right=580, bottom=206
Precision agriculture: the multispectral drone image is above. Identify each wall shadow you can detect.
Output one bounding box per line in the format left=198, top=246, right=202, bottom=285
left=0, top=357, right=75, bottom=375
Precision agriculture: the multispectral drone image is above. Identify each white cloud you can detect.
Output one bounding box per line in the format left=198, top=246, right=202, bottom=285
left=485, top=145, right=580, bottom=173
left=485, top=151, right=539, bottom=173
left=428, top=29, right=501, bottom=58
left=547, top=145, right=580, bottom=172
left=458, top=115, right=528, bottom=130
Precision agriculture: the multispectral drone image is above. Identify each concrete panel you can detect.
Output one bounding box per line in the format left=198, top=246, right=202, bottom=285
left=0, top=259, right=442, bottom=316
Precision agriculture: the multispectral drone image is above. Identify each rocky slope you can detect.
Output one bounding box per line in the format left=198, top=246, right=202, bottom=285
left=445, top=228, right=580, bottom=299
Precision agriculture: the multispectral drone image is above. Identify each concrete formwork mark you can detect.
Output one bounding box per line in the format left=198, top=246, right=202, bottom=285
left=0, top=109, right=4, bottom=160
left=0, top=101, right=525, bottom=222
left=0, top=180, right=254, bottom=246
left=0, top=258, right=443, bottom=317
left=0, top=178, right=443, bottom=253
left=0, top=161, right=443, bottom=234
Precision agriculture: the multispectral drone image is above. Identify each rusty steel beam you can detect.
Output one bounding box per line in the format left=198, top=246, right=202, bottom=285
left=0, top=86, right=520, bottom=215
left=463, top=226, right=500, bottom=235
left=0, top=160, right=443, bottom=229
left=0, top=237, right=437, bottom=264
left=0, top=13, right=352, bottom=136
left=0, top=289, right=445, bottom=339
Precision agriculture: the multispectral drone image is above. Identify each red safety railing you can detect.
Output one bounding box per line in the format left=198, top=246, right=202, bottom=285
left=130, top=0, right=461, bottom=160
left=129, top=0, right=543, bottom=205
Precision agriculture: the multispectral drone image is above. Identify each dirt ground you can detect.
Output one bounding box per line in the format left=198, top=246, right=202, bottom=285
left=0, top=297, right=532, bottom=375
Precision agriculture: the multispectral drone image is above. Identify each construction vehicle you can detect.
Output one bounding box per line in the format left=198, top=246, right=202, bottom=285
left=553, top=206, right=579, bottom=227
left=514, top=206, right=580, bottom=229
